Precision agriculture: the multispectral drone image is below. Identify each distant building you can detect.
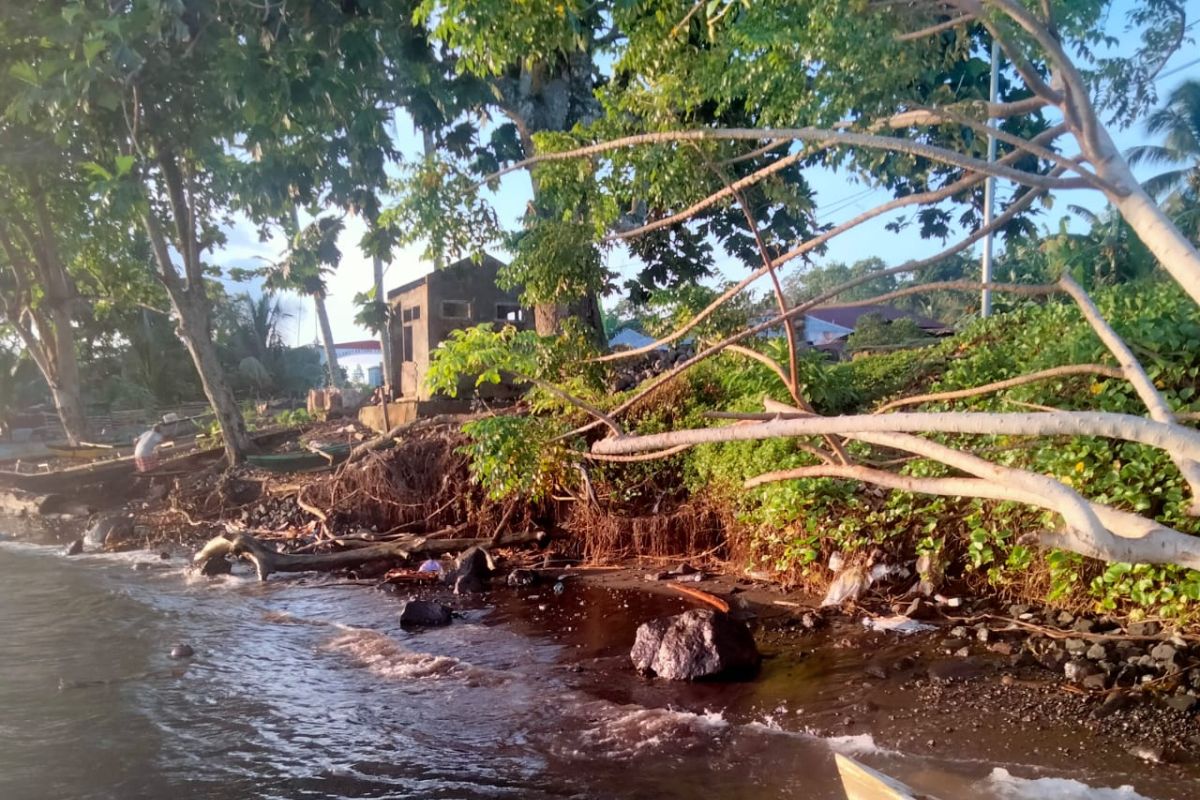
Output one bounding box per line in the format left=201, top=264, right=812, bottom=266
left=801, top=304, right=948, bottom=346
left=608, top=327, right=658, bottom=350
left=366, top=366, right=382, bottom=387
left=387, top=255, right=531, bottom=400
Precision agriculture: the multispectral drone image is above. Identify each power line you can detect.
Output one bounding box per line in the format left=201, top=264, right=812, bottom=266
left=1160, top=56, right=1200, bottom=80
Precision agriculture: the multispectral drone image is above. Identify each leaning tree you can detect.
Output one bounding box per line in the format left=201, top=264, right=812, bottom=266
left=427, top=0, right=1200, bottom=571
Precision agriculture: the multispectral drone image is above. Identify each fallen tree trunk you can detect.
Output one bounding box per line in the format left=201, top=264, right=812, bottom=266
left=192, top=528, right=546, bottom=581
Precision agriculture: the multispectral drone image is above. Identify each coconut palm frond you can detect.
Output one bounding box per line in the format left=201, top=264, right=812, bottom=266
left=1142, top=168, right=1192, bottom=201
left=1127, top=144, right=1181, bottom=168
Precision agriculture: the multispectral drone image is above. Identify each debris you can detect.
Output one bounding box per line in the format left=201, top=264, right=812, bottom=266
left=669, top=583, right=730, bottom=613
left=821, top=565, right=869, bottom=607
left=861, top=615, right=934, bottom=635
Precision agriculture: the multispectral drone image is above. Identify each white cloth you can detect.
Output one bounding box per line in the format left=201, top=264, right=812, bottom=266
left=134, top=429, right=164, bottom=459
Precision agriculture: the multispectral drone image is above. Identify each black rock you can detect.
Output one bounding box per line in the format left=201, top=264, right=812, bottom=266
left=454, top=573, right=484, bottom=595
left=197, top=554, right=233, bottom=577
left=64, top=538, right=83, bottom=556
left=170, top=644, right=194, bottom=659
left=630, top=609, right=760, bottom=681
left=399, top=600, right=453, bottom=627
left=85, top=514, right=135, bottom=551
left=507, top=568, right=538, bottom=587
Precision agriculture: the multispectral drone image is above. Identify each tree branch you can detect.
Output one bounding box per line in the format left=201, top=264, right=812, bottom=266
left=483, top=127, right=1089, bottom=191
left=590, top=410, right=1200, bottom=461
left=874, top=363, right=1124, bottom=413
left=1058, top=273, right=1200, bottom=511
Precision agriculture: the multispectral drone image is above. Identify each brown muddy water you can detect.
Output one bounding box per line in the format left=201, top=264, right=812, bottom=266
left=0, top=534, right=1190, bottom=800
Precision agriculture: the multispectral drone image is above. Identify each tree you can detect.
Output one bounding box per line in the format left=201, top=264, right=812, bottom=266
left=1128, top=79, right=1200, bottom=242
left=266, top=215, right=345, bottom=389
left=438, top=1, right=1200, bottom=572
left=0, top=146, right=89, bottom=445
left=3, top=1, right=436, bottom=462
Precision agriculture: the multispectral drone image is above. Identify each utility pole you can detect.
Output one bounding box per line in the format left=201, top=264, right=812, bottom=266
left=981, top=38, right=1001, bottom=318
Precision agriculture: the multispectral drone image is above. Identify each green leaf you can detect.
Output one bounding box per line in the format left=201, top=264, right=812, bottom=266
left=83, top=37, right=106, bottom=66
left=9, top=62, right=39, bottom=87
left=114, top=155, right=135, bottom=177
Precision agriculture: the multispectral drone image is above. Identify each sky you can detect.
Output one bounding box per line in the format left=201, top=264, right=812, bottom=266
left=213, top=5, right=1200, bottom=369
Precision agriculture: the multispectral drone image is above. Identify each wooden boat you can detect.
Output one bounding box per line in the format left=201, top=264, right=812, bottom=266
left=246, top=441, right=353, bottom=473
left=834, top=753, right=926, bottom=800
left=45, top=442, right=119, bottom=460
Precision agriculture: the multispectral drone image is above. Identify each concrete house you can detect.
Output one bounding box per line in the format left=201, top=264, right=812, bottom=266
left=387, top=254, right=531, bottom=400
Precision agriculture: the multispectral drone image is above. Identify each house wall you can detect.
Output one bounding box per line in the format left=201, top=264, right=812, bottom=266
left=388, top=257, right=531, bottom=400
left=389, top=283, right=430, bottom=398
left=802, top=315, right=855, bottom=345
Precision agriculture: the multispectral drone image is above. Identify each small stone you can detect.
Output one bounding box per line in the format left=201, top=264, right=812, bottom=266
left=1164, top=694, right=1198, bottom=714
left=1150, top=643, right=1178, bottom=663
left=1127, top=621, right=1160, bottom=637
left=864, top=662, right=888, bottom=680
left=976, top=627, right=991, bottom=643
left=954, top=646, right=971, bottom=658
left=950, top=626, right=969, bottom=639
left=989, top=642, right=1013, bottom=656
left=1128, top=745, right=1166, bottom=764
left=170, top=644, right=194, bottom=659
left=1081, top=673, right=1109, bottom=691
left=1057, top=611, right=1076, bottom=626
left=1086, top=643, right=1109, bottom=661
left=1064, top=660, right=1099, bottom=683
left=1072, top=618, right=1096, bottom=634
left=1008, top=604, right=1031, bottom=618
left=1064, top=638, right=1088, bottom=655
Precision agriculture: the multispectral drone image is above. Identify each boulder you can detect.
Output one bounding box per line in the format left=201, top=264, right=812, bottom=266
left=630, top=609, right=760, bottom=681
left=196, top=554, right=233, bottom=577
left=63, top=538, right=83, bottom=556
left=399, top=600, right=453, bottom=627
left=84, top=514, right=136, bottom=551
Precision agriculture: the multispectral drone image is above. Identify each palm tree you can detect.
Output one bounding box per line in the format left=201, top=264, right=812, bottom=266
left=271, top=214, right=345, bottom=388
left=1127, top=80, right=1200, bottom=241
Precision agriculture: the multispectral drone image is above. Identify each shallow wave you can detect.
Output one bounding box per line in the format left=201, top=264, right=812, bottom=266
left=985, top=768, right=1152, bottom=800
left=322, top=626, right=503, bottom=683
left=559, top=700, right=729, bottom=759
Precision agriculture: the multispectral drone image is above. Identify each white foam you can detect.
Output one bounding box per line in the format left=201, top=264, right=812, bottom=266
left=569, top=701, right=729, bottom=759
left=322, top=627, right=495, bottom=683
left=826, top=733, right=890, bottom=757
left=985, top=768, right=1151, bottom=800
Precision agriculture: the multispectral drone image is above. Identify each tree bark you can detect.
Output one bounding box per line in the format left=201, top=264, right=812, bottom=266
left=313, top=291, right=342, bottom=388
left=372, top=252, right=394, bottom=388
left=174, top=291, right=252, bottom=464
left=193, top=528, right=545, bottom=581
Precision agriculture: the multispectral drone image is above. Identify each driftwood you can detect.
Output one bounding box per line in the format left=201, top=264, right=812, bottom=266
left=193, top=528, right=546, bottom=581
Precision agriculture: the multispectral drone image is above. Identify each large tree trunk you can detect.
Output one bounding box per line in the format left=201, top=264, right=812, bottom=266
left=313, top=291, right=342, bottom=388
left=372, top=252, right=394, bottom=389
left=45, top=307, right=87, bottom=446
left=1090, top=126, right=1200, bottom=305
left=174, top=291, right=252, bottom=464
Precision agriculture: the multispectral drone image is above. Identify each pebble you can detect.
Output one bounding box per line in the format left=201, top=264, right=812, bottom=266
left=170, top=644, right=194, bottom=659
left=1150, top=643, right=1177, bottom=663
left=1086, top=643, right=1108, bottom=661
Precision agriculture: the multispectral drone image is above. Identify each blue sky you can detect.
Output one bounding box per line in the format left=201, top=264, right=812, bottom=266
left=216, top=6, right=1199, bottom=362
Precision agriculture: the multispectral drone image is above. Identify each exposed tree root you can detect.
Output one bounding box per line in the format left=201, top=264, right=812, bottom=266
left=192, top=529, right=546, bottom=581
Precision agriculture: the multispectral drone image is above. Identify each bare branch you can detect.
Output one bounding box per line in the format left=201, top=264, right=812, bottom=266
left=1058, top=274, right=1200, bottom=510
left=592, top=130, right=1067, bottom=364
left=590, top=410, right=1200, bottom=461
left=482, top=127, right=1089, bottom=191
left=874, top=363, right=1124, bottom=413
left=585, top=444, right=692, bottom=462
left=895, top=13, right=975, bottom=41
